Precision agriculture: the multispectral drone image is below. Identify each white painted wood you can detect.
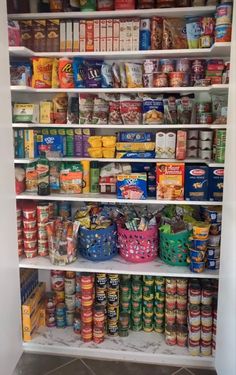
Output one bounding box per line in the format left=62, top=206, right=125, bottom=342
left=8, top=6, right=216, bottom=19
left=0, top=1, right=23, bottom=374
left=10, top=84, right=229, bottom=94
left=16, top=192, right=223, bottom=205
left=215, top=3, right=236, bottom=375
left=19, top=255, right=219, bottom=279
left=12, top=123, right=227, bottom=129
left=8, top=42, right=231, bottom=59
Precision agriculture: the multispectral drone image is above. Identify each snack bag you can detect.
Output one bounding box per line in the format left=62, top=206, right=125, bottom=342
left=92, top=97, right=109, bottom=125
left=73, top=58, right=86, bottom=88
left=53, top=93, right=68, bottom=124
left=51, top=59, right=59, bottom=88
left=101, top=63, right=113, bottom=88
left=120, top=95, right=142, bottom=125
left=32, top=58, right=54, bottom=88
left=85, top=60, right=102, bottom=88
left=60, top=163, right=83, bottom=194
left=58, top=58, right=74, bottom=88
left=125, top=62, right=143, bottom=88
left=162, top=18, right=187, bottom=50
left=143, top=97, right=164, bottom=125
left=79, top=94, right=95, bottom=124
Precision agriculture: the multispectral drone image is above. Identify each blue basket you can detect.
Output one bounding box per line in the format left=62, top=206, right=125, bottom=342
left=78, top=224, right=118, bottom=262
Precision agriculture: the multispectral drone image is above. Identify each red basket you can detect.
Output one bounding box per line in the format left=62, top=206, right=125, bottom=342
left=118, top=226, right=158, bottom=263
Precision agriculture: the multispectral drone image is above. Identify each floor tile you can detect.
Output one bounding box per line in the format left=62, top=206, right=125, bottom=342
left=83, top=358, right=179, bottom=375
left=188, top=368, right=217, bottom=375
left=47, top=359, right=93, bottom=375
left=13, top=353, right=74, bottom=375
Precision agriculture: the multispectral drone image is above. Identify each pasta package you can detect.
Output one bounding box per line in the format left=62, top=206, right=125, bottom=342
left=125, top=62, right=143, bottom=88
left=32, top=58, right=54, bottom=88
left=58, top=58, right=74, bottom=88
left=116, top=142, right=155, bottom=151
left=162, top=18, right=187, bottom=50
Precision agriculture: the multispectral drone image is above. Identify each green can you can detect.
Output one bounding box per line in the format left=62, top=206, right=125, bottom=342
left=143, top=315, right=153, bottom=324
left=143, top=286, right=154, bottom=301
left=120, top=275, right=131, bottom=283
left=143, top=276, right=154, bottom=286
left=215, top=130, right=226, bottom=147
left=154, top=324, right=165, bottom=333
left=154, top=316, right=165, bottom=325
left=215, top=146, right=225, bottom=163
left=131, top=315, right=142, bottom=325
left=155, top=284, right=165, bottom=293
left=131, top=300, right=142, bottom=311
left=120, top=300, right=131, bottom=310
left=132, top=275, right=142, bottom=282
left=154, top=300, right=165, bottom=310
left=155, top=277, right=165, bottom=286
left=143, top=322, right=153, bottom=332
left=131, top=322, right=143, bottom=331
left=155, top=291, right=165, bottom=301
left=131, top=309, right=142, bottom=318
left=143, top=308, right=154, bottom=318
left=131, top=281, right=142, bottom=300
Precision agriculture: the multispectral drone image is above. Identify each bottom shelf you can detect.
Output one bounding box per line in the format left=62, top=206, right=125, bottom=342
left=23, top=327, right=214, bottom=368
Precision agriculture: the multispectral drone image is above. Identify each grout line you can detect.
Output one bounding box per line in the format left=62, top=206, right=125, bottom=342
left=43, top=358, right=78, bottom=375
left=171, top=368, right=185, bottom=375
left=80, top=359, right=97, bottom=375
left=184, top=369, right=196, bottom=375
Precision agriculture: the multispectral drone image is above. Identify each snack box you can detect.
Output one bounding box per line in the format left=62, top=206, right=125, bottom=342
left=24, top=129, right=37, bottom=159
left=14, top=129, right=25, bottom=159
left=99, top=176, right=117, bottom=194
left=22, top=300, right=45, bottom=329
left=22, top=303, right=46, bottom=342
left=40, top=134, right=65, bottom=157
left=118, top=132, right=154, bottom=142
left=116, top=142, right=155, bottom=152
left=208, top=167, right=224, bottom=201
left=22, top=282, right=45, bottom=317
left=156, top=163, right=185, bottom=201
left=155, top=131, right=176, bottom=159
left=185, top=165, right=209, bottom=201
left=20, top=269, right=38, bottom=304
left=13, top=103, right=39, bottom=123
left=117, top=174, right=147, bottom=200
left=116, top=151, right=156, bottom=159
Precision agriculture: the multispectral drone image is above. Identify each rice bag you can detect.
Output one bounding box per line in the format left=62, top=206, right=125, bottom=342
left=125, top=62, right=143, bottom=88
left=101, top=63, right=113, bottom=88
left=32, top=58, right=54, bottom=88
left=79, top=94, right=95, bottom=124
left=162, top=18, right=187, bottom=50
left=58, top=58, right=74, bottom=88
left=73, top=58, right=86, bottom=88
left=119, top=63, right=127, bottom=88
left=86, top=60, right=102, bottom=88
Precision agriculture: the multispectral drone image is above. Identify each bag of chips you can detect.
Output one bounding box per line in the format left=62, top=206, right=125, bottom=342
left=85, top=60, right=102, bottom=88
left=125, top=62, right=143, bottom=88
left=73, top=58, right=86, bottom=88
left=79, top=94, right=95, bottom=124
left=32, top=58, right=54, bottom=88
left=58, top=58, right=74, bottom=88
left=162, top=18, right=187, bottom=50
left=53, top=93, right=68, bottom=124
left=101, top=63, right=113, bottom=88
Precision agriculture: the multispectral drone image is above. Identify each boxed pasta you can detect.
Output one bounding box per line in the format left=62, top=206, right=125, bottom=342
left=60, top=20, right=66, bottom=52
left=125, top=19, right=132, bottom=51
left=132, top=18, right=140, bottom=51
left=120, top=19, right=126, bottom=51
left=113, top=19, right=120, bottom=51
left=208, top=167, right=224, bottom=201
left=185, top=165, right=209, bottom=201
left=156, top=162, right=185, bottom=200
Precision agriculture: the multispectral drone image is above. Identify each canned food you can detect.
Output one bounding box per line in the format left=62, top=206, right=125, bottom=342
left=165, top=278, right=176, bottom=295
left=66, top=310, right=75, bottom=326
left=207, top=259, right=220, bottom=270
left=201, top=287, right=213, bottom=305
left=23, top=206, right=36, bottom=220
left=188, top=339, right=200, bottom=356
left=51, top=270, right=65, bottom=291
left=23, top=219, right=37, bottom=230
left=65, top=277, right=76, bottom=295
left=165, top=324, right=177, bottom=346
left=216, top=4, right=232, bottom=25
left=188, top=305, right=201, bottom=327
left=165, top=294, right=176, bottom=310
left=201, top=340, right=212, bottom=356
left=37, top=223, right=48, bottom=240
left=82, top=294, right=93, bottom=308
left=65, top=294, right=76, bottom=311
left=108, top=324, right=119, bottom=336
left=199, top=131, right=213, bottom=141
left=153, top=72, right=168, bottom=87
left=143, top=276, right=154, bottom=286
left=201, top=326, right=212, bottom=341
left=55, top=290, right=65, bottom=303
left=169, top=72, right=184, bottom=87
left=108, top=274, right=119, bottom=289
left=107, top=306, right=119, bottom=320
left=201, top=306, right=213, bottom=327
left=96, top=273, right=107, bottom=288
left=37, top=203, right=49, bottom=224
left=81, top=325, right=93, bottom=342
left=93, top=327, right=104, bottom=344
left=188, top=284, right=201, bottom=304
left=108, top=290, right=119, bottom=305
left=160, top=59, right=175, bottom=73
left=177, top=325, right=188, bottom=347
left=189, top=325, right=201, bottom=341
left=81, top=308, right=93, bottom=324
left=46, top=312, right=56, bottom=327
left=165, top=308, right=176, bottom=325
left=73, top=312, right=81, bottom=334
left=38, top=240, right=48, bottom=256
left=45, top=292, right=57, bottom=313
left=56, top=303, right=66, bottom=317
left=24, top=239, right=37, bottom=250
left=215, top=24, right=232, bottom=42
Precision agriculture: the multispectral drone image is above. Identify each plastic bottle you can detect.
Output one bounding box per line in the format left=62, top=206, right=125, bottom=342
left=37, top=151, right=50, bottom=196
left=81, top=160, right=90, bottom=193
left=90, top=161, right=99, bottom=193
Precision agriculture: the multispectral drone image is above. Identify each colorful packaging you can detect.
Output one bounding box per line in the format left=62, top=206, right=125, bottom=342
left=118, top=132, right=153, bottom=143
left=116, top=151, right=156, bottom=159
left=208, top=167, right=224, bottom=201
left=117, top=174, right=147, bottom=200
left=32, top=58, right=53, bottom=88
left=185, top=166, right=209, bottom=201
left=143, top=98, right=164, bottom=125
left=156, top=163, right=185, bottom=200
left=13, top=104, right=39, bottom=123
left=140, top=19, right=151, bottom=50
left=116, top=142, right=155, bottom=152
left=60, top=163, right=83, bottom=194
left=58, top=58, right=74, bottom=88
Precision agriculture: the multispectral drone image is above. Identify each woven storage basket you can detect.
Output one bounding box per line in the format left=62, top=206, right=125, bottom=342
left=118, top=225, right=158, bottom=263
left=159, top=230, right=190, bottom=266
left=78, top=224, right=118, bottom=261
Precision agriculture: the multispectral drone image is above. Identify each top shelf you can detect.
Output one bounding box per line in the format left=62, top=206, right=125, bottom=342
left=8, top=6, right=216, bottom=20
left=9, top=43, right=231, bottom=59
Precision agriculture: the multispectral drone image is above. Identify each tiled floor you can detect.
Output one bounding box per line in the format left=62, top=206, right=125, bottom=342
left=13, top=353, right=217, bottom=375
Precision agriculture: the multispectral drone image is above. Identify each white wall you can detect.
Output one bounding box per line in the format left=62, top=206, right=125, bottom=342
left=0, top=1, right=22, bottom=374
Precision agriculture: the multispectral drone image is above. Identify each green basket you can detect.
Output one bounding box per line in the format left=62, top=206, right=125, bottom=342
left=159, top=230, right=190, bottom=266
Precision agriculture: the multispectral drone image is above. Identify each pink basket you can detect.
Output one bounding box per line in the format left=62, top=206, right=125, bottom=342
left=118, top=226, right=158, bottom=263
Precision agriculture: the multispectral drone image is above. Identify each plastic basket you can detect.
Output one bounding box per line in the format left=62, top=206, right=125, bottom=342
left=159, top=230, right=190, bottom=266
left=78, top=224, right=118, bottom=262
left=118, top=226, right=158, bottom=263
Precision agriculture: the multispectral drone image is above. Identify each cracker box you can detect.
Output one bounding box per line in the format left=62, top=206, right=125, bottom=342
left=125, top=19, right=132, bottom=51
left=156, top=163, right=185, bottom=200
left=73, top=20, right=80, bottom=52
left=39, top=101, right=53, bottom=124
left=208, top=167, right=224, bottom=201
left=185, top=165, right=209, bottom=201
left=66, top=20, right=73, bottom=52
left=113, top=19, right=120, bottom=51
left=24, top=129, right=36, bottom=159
left=59, top=20, right=66, bottom=52
left=94, top=20, right=100, bottom=52
left=155, top=132, right=166, bottom=158
left=118, top=131, right=153, bottom=142
left=117, top=174, right=147, bottom=200
left=132, top=18, right=140, bottom=51
left=79, top=20, right=86, bottom=52
left=46, top=19, right=60, bottom=52
left=86, top=20, right=94, bottom=52
left=119, top=19, right=126, bottom=51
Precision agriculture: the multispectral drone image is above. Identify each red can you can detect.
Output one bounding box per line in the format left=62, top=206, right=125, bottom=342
left=82, top=294, right=94, bottom=308
left=189, top=325, right=201, bottom=341
left=188, top=339, right=200, bottom=356
left=93, top=327, right=105, bottom=344
left=201, top=340, right=212, bottom=356
left=165, top=278, right=176, bottom=295
left=81, top=308, right=93, bottom=324
left=188, top=284, right=201, bottom=305
left=201, top=306, right=212, bottom=328
left=188, top=305, right=201, bottom=327
left=45, top=292, right=57, bottom=313
left=51, top=270, right=65, bottom=291
left=176, top=309, right=187, bottom=325
left=201, top=326, right=212, bottom=341
left=201, top=287, right=213, bottom=305
left=176, top=279, right=188, bottom=296
left=165, top=324, right=177, bottom=346
left=37, top=203, right=49, bottom=224
left=81, top=324, right=93, bottom=343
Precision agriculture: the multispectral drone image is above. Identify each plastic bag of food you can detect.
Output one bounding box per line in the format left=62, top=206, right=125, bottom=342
left=67, top=94, right=79, bottom=124
left=79, top=94, right=95, bottom=124
left=119, top=63, right=127, bottom=88
left=108, top=96, right=123, bottom=125
left=32, top=58, right=54, bottom=88
left=101, top=63, right=113, bottom=88
left=151, top=17, right=163, bottom=50
left=86, top=60, right=102, bottom=88
left=186, top=17, right=201, bottom=49
left=10, top=62, right=31, bottom=86
left=143, top=97, right=164, bottom=124
left=120, top=95, right=142, bottom=125
left=162, top=18, right=187, bottom=50
left=73, top=58, right=86, bottom=88
left=53, top=93, right=68, bottom=124
left=60, top=162, right=83, bottom=194
left=177, top=95, right=194, bottom=124
left=112, top=63, right=121, bottom=88
left=88, top=136, right=102, bottom=148
left=58, top=58, right=74, bottom=88
left=212, top=94, right=228, bottom=124
left=164, top=96, right=178, bottom=124
left=92, top=97, right=109, bottom=124
left=125, top=62, right=143, bottom=88
left=52, top=58, right=59, bottom=88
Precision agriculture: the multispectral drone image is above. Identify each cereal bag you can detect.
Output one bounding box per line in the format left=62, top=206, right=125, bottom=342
left=32, top=58, right=54, bottom=88
left=58, top=58, right=74, bottom=88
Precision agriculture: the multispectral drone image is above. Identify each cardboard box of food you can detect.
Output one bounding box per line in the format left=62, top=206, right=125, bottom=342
left=21, top=282, right=46, bottom=317
left=156, top=162, right=185, bottom=200
left=185, top=165, right=208, bottom=201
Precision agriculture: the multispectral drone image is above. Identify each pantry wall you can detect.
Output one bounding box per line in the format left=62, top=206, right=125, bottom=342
left=2, top=1, right=236, bottom=375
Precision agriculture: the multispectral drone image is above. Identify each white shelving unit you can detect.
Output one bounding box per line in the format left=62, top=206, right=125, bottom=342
left=2, top=3, right=236, bottom=375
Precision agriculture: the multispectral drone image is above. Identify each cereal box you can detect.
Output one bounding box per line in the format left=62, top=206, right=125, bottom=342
left=60, top=20, right=66, bottom=52
left=117, top=174, right=147, bottom=200
left=66, top=20, right=73, bottom=52
left=107, top=18, right=113, bottom=51
left=208, top=167, right=224, bottom=201
left=86, top=20, right=94, bottom=52
left=113, top=19, right=120, bottom=51
left=46, top=19, right=60, bottom=52
left=19, top=20, right=33, bottom=50
left=185, top=165, right=208, bottom=201
left=73, top=20, right=80, bottom=52
left=94, top=20, right=100, bottom=52
left=32, top=20, right=46, bottom=52
left=156, top=163, right=185, bottom=200
left=132, top=18, right=140, bottom=51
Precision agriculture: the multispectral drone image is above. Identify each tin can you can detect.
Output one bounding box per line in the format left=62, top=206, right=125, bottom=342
left=108, top=274, right=119, bottom=289
left=201, top=340, right=212, bottom=356
left=176, top=295, right=187, bottom=311
left=96, top=273, right=107, bottom=288
left=131, top=322, right=142, bottom=331
left=189, top=305, right=201, bottom=327
left=143, top=276, right=154, bottom=286
left=37, top=223, right=47, bottom=240
left=132, top=282, right=143, bottom=301
left=153, top=72, right=168, bottom=88
left=55, top=290, right=65, bottom=303
left=154, top=323, right=164, bottom=333
left=121, top=274, right=131, bottom=283
left=65, top=294, right=76, bottom=311
left=80, top=273, right=94, bottom=287
left=209, top=223, right=221, bottom=236
left=201, top=287, right=213, bottom=305
left=65, top=277, right=76, bottom=296
left=215, top=24, right=232, bottom=42
left=37, top=203, right=49, bottom=224
left=215, top=146, right=225, bottom=163
left=66, top=310, right=74, bottom=326
left=23, top=206, right=36, bottom=220
left=155, top=291, right=165, bottom=301
left=108, top=323, right=119, bottom=336
left=23, top=219, right=36, bottom=230
left=38, top=240, right=48, bottom=256
left=119, top=312, right=129, bottom=337
left=46, top=312, right=56, bottom=327
left=96, top=289, right=107, bottom=305
left=81, top=307, right=93, bottom=324
left=176, top=278, right=188, bottom=296
left=73, top=312, right=81, bottom=334
left=176, top=309, right=187, bottom=325
left=143, top=284, right=154, bottom=300
left=160, top=59, right=175, bottom=73
left=165, top=294, right=176, bottom=310
left=201, top=306, right=212, bottom=328
left=201, top=326, right=212, bottom=342
left=108, top=290, right=119, bottom=306
left=207, top=259, right=220, bottom=270
left=81, top=324, right=93, bottom=342
left=93, top=327, right=104, bottom=344
left=216, top=4, right=232, bottom=25
left=155, top=277, right=165, bottom=286
left=107, top=306, right=119, bottom=320
left=165, top=308, right=176, bottom=325
left=165, top=278, right=176, bottom=295
left=94, top=305, right=105, bottom=327
left=188, top=339, right=200, bottom=356
left=189, top=325, right=201, bottom=341
left=215, top=130, right=226, bottom=147
left=82, top=294, right=93, bottom=308
left=165, top=324, right=177, bottom=346
left=45, top=292, right=57, bottom=313
left=177, top=325, right=188, bottom=347
left=51, top=270, right=65, bottom=291
left=188, top=284, right=201, bottom=305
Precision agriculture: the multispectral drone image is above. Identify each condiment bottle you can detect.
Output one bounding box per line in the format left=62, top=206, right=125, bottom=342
left=90, top=161, right=99, bottom=193
left=37, top=151, right=50, bottom=196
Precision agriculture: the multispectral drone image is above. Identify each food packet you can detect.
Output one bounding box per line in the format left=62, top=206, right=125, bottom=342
left=151, top=17, right=163, bottom=50
left=79, top=94, right=95, bottom=124
left=92, top=97, right=109, bottom=124
left=10, top=62, right=31, bottom=86
left=177, top=95, right=193, bottom=124
left=164, top=96, right=178, bottom=124
left=101, top=63, right=113, bottom=88
left=102, top=136, right=117, bottom=148
left=125, top=62, right=143, bottom=88
left=212, top=94, right=228, bottom=124
left=58, top=58, right=74, bottom=88
left=60, top=162, right=83, bottom=194
left=186, top=17, right=201, bottom=49
left=88, top=136, right=102, bottom=148
left=143, top=97, right=164, bottom=124
left=108, top=96, right=123, bottom=125
left=51, top=59, right=59, bottom=88
left=120, top=94, right=142, bottom=125
left=53, top=93, right=68, bottom=124
left=32, top=58, right=54, bottom=88
left=162, top=18, right=187, bottom=50
left=112, top=63, right=121, bottom=88
left=73, top=58, right=86, bottom=88
left=119, top=63, right=127, bottom=88
left=86, top=60, right=102, bottom=88
left=67, top=94, right=79, bottom=124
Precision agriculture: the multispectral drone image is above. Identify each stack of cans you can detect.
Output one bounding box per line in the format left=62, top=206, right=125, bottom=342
left=119, top=275, right=131, bottom=337
left=45, top=291, right=57, bottom=328
left=80, top=273, right=94, bottom=342
left=50, top=270, right=66, bottom=328
left=154, top=277, right=165, bottom=333
left=95, top=273, right=108, bottom=331
left=93, top=305, right=105, bottom=344
left=36, top=203, right=49, bottom=257
left=64, top=271, right=76, bottom=327
left=73, top=272, right=81, bottom=334
left=131, top=275, right=143, bottom=331
left=142, top=276, right=155, bottom=333
left=107, top=274, right=119, bottom=336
